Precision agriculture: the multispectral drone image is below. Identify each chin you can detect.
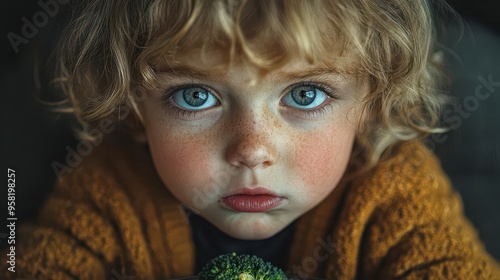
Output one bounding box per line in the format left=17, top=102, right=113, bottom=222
left=223, top=228, right=280, bottom=240
left=223, top=227, right=280, bottom=240
left=215, top=215, right=288, bottom=240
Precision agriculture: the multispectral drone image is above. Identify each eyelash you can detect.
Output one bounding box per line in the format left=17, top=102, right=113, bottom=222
left=161, top=84, right=218, bottom=119
left=161, top=82, right=339, bottom=119
left=282, top=82, right=338, bottom=119
left=162, top=101, right=204, bottom=118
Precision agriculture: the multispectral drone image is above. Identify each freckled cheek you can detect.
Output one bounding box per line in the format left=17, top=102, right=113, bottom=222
left=147, top=132, right=214, bottom=199
left=292, top=127, right=355, bottom=196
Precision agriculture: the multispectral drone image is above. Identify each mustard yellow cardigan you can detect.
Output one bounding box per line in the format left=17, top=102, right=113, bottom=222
left=3, top=138, right=499, bottom=279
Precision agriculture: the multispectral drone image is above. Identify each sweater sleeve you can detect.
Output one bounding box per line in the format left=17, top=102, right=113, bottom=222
left=0, top=163, right=122, bottom=279
left=358, top=143, right=500, bottom=279
left=315, top=142, right=500, bottom=279
left=372, top=181, right=500, bottom=279
left=0, top=138, right=195, bottom=279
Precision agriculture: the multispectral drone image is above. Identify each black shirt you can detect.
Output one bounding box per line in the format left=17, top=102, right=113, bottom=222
left=184, top=207, right=296, bottom=273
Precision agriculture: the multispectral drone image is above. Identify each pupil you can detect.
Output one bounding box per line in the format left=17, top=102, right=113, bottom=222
left=292, top=86, right=316, bottom=106
left=300, top=91, right=314, bottom=99
left=193, top=91, right=206, bottom=99
left=184, top=88, right=208, bottom=107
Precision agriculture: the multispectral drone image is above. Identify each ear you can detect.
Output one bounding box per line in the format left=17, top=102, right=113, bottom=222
left=124, top=86, right=150, bottom=143
left=132, top=128, right=148, bottom=143
left=122, top=113, right=148, bottom=144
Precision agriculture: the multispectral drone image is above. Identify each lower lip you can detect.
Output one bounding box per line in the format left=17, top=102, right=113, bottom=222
left=221, top=195, right=284, bottom=212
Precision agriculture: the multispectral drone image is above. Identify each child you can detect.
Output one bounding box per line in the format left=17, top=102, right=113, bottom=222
left=4, top=0, right=500, bottom=279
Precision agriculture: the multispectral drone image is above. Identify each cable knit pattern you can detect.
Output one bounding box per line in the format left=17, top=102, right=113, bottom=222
left=1, top=137, right=499, bottom=279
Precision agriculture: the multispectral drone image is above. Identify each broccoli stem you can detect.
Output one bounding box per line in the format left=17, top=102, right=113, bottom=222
left=239, top=273, right=255, bottom=280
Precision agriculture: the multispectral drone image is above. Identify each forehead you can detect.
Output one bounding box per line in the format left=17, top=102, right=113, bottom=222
left=152, top=48, right=361, bottom=83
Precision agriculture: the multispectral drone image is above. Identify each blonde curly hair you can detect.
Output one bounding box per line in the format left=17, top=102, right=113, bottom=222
left=55, top=0, right=451, bottom=173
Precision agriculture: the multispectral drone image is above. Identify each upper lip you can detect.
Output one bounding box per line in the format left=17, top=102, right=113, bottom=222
left=223, top=187, right=279, bottom=197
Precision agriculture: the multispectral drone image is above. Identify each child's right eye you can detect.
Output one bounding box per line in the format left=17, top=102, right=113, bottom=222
left=168, top=86, right=220, bottom=111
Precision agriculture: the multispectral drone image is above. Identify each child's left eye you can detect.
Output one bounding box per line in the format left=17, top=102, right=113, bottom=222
left=281, top=85, right=329, bottom=109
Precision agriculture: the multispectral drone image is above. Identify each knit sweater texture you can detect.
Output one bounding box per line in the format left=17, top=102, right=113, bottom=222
left=2, top=138, right=499, bottom=279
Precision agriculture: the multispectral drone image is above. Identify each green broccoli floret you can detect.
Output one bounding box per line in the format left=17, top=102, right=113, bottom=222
left=198, top=252, right=287, bottom=280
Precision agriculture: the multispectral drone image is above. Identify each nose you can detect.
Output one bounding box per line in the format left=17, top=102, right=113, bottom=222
left=225, top=114, right=279, bottom=169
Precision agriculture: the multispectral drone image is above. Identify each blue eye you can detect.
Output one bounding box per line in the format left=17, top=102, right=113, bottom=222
left=282, top=85, right=328, bottom=109
left=171, top=87, right=219, bottom=110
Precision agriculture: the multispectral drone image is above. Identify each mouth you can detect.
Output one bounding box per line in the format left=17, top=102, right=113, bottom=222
left=219, top=187, right=285, bottom=213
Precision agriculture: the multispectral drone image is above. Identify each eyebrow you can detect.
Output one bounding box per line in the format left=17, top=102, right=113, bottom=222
left=155, top=64, right=344, bottom=82
left=280, top=68, right=343, bottom=80
left=155, top=65, right=215, bottom=80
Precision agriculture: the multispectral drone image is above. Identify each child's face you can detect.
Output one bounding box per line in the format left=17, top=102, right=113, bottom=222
left=141, top=55, right=366, bottom=240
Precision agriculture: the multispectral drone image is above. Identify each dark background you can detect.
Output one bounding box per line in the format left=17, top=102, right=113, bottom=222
left=1, top=0, right=499, bottom=263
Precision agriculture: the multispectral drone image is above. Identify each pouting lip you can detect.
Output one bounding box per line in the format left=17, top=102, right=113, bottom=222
left=222, top=187, right=280, bottom=198
left=219, top=195, right=285, bottom=212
